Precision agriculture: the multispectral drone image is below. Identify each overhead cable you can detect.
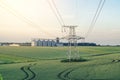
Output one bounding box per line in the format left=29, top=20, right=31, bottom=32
left=0, top=0, right=56, bottom=37
left=46, top=0, right=63, bottom=26
left=51, top=0, right=65, bottom=26
left=85, top=0, right=106, bottom=38
left=47, top=0, right=66, bottom=32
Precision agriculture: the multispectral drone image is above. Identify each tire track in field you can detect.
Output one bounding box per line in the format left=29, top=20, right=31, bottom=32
left=57, top=68, right=70, bottom=80
left=57, top=67, right=77, bottom=80
left=28, top=66, right=36, bottom=80
left=57, top=60, right=115, bottom=80
left=91, top=51, right=120, bottom=57
left=21, top=64, right=36, bottom=80
left=21, top=66, right=29, bottom=80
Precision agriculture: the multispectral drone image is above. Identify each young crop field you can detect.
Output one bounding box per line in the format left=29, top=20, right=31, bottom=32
left=0, top=46, right=120, bottom=80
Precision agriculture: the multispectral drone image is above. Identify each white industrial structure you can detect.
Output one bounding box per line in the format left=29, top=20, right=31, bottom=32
left=31, top=38, right=60, bottom=47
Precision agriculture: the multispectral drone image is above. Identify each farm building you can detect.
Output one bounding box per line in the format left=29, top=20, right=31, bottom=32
left=31, top=38, right=60, bottom=47
left=9, top=44, right=20, bottom=46
left=31, top=37, right=97, bottom=47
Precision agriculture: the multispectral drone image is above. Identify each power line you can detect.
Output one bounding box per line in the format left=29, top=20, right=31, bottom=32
left=75, top=0, right=79, bottom=25
left=46, top=0, right=63, bottom=26
left=47, top=0, right=66, bottom=32
left=93, top=0, right=106, bottom=27
left=85, top=0, right=106, bottom=38
left=0, top=0, right=56, bottom=37
left=51, top=0, right=65, bottom=26
left=51, top=0, right=66, bottom=32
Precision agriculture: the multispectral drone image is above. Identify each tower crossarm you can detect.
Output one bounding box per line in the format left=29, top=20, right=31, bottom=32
left=61, top=35, right=85, bottom=40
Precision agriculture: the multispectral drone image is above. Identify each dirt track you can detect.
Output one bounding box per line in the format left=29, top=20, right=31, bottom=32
left=20, top=64, right=36, bottom=80
left=57, top=67, right=77, bottom=80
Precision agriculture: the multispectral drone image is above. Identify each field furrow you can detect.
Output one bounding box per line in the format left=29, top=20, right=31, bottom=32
left=57, top=67, right=77, bottom=80
left=21, top=66, right=29, bottom=80
left=20, top=64, right=36, bottom=80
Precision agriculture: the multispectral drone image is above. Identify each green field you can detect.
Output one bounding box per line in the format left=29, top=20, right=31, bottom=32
left=0, top=46, right=120, bottom=80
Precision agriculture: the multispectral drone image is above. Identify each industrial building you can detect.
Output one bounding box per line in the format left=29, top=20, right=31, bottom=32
left=31, top=37, right=61, bottom=47
left=0, top=41, right=96, bottom=47
left=31, top=37, right=97, bottom=47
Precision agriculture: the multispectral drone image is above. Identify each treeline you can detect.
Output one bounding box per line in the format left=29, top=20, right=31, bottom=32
left=0, top=42, right=31, bottom=46
left=0, top=42, right=97, bottom=46
left=62, top=42, right=97, bottom=46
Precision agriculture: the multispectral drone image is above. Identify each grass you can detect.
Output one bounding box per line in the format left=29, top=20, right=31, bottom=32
left=0, top=74, right=3, bottom=80
left=0, top=46, right=120, bottom=80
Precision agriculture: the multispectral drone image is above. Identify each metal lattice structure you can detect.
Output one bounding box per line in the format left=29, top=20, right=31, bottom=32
left=62, top=25, right=85, bottom=61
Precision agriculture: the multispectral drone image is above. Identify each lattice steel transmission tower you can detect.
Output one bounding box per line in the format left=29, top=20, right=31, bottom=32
left=62, top=25, right=85, bottom=61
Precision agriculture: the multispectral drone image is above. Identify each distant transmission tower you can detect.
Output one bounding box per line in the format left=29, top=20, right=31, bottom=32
left=62, top=25, right=85, bottom=61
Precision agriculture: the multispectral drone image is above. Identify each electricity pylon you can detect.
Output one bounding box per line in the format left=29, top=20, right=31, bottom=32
left=62, top=25, right=85, bottom=61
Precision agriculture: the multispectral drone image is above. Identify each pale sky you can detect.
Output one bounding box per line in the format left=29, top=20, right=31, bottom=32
left=0, top=0, right=120, bottom=45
